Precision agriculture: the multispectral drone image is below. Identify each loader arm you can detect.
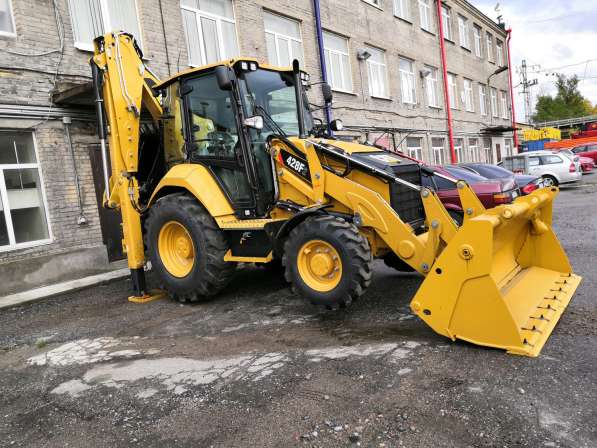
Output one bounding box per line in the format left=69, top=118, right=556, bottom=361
left=91, top=32, right=164, bottom=301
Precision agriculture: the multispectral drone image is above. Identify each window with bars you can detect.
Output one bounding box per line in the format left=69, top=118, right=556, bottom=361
left=323, top=31, right=353, bottom=92
left=264, top=12, right=303, bottom=68
left=181, top=0, right=239, bottom=67
left=394, top=0, right=410, bottom=21
left=458, top=15, right=469, bottom=49
left=67, top=0, right=143, bottom=51
left=0, top=132, right=51, bottom=251
left=366, top=46, right=389, bottom=98
left=0, top=0, right=15, bottom=36
left=441, top=5, right=452, bottom=40
left=424, top=66, right=439, bottom=108
left=448, top=73, right=458, bottom=109
left=418, top=0, right=432, bottom=32
left=464, top=79, right=474, bottom=112
left=473, top=25, right=482, bottom=57
left=399, top=57, right=416, bottom=104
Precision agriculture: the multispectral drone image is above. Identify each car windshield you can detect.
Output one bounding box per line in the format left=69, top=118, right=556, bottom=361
left=465, top=164, right=514, bottom=179
left=443, top=166, right=488, bottom=183
left=239, top=68, right=314, bottom=136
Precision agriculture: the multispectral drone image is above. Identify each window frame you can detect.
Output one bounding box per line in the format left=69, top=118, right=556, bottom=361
left=457, top=14, right=470, bottom=49
left=181, top=0, right=240, bottom=67
left=323, top=30, right=353, bottom=93
left=454, top=138, right=464, bottom=163
left=68, top=0, right=144, bottom=52
left=490, top=87, right=499, bottom=117
left=468, top=138, right=479, bottom=162
left=0, top=131, right=53, bottom=252
left=463, top=78, right=474, bottom=112
left=448, top=73, right=458, bottom=110
left=473, top=24, right=482, bottom=58
left=441, top=5, right=452, bottom=40
left=431, top=137, right=446, bottom=165
left=486, top=32, right=494, bottom=63
left=0, top=0, right=16, bottom=37
left=424, top=65, right=440, bottom=108
left=418, top=0, right=432, bottom=32
left=363, top=0, right=383, bottom=9
left=365, top=45, right=389, bottom=99
left=496, top=39, right=504, bottom=66
left=399, top=57, right=417, bottom=105
left=263, top=11, right=304, bottom=68
left=406, top=137, right=423, bottom=161
left=393, top=0, right=410, bottom=21
left=500, top=90, right=509, bottom=119
left=479, top=83, right=487, bottom=116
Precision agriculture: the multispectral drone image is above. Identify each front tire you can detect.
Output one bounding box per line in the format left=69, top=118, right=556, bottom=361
left=144, top=194, right=235, bottom=302
left=283, top=215, right=372, bottom=309
left=542, top=175, right=558, bottom=187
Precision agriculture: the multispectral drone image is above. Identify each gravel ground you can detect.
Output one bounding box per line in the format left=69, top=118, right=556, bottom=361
left=1, top=180, right=596, bottom=448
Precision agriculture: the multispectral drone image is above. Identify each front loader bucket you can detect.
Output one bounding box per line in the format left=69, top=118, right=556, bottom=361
left=410, top=187, right=581, bottom=357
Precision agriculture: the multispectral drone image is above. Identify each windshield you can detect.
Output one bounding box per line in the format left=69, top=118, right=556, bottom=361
left=239, top=69, right=314, bottom=136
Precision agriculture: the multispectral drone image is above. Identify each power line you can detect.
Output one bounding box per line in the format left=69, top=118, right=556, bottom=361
left=524, top=9, right=597, bottom=24
left=529, top=59, right=597, bottom=74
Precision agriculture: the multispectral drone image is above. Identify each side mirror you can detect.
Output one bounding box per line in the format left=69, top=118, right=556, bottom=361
left=330, top=119, right=343, bottom=132
left=243, top=115, right=264, bottom=130
left=322, top=83, right=333, bottom=104
left=215, top=66, right=232, bottom=91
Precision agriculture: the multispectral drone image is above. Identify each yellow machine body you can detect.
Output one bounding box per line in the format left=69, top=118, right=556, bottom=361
left=92, top=32, right=580, bottom=357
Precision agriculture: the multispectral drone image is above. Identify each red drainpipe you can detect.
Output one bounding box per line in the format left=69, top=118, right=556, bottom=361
left=436, top=0, right=456, bottom=163
left=506, top=28, right=519, bottom=150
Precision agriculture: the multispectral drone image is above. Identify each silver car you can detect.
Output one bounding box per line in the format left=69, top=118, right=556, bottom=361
left=502, top=151, right=582, bottom=186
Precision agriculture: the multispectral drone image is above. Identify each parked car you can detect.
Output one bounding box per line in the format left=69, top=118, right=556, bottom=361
left=457, top=163, right=541, bottom=195
left=568, top=143, right=597, bottom=165
left=422, top=165, right=516, bottom=223
left=555, top=149, right=595, bottom=173
left=501, top=151, right=582, bottom=186
left=553, top=149, right=586, bottom=174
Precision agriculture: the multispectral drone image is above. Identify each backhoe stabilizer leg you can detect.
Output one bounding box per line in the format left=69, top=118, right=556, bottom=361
left=128, top=268, right=167, bottom=304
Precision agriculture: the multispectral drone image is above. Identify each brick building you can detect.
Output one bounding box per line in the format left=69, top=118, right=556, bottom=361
left=0, top=0, right=514, bottom=293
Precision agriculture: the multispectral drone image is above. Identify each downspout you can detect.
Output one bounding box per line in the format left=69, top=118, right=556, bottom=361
left=63, top=117, right=87, bottom=225
left=312, top=0, right=333, bottom=131
left=436, top=0, right=456, bottom=163
left=158, top=0, right=172, bottom=76
left=506, top=28, right=519, bottom=150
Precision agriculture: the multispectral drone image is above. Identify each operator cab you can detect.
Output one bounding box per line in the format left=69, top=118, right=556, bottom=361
left=157, top=59, right=315, bottom=220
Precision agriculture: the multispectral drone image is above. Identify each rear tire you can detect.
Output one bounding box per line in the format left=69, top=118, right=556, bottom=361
left=144, top=194, right=235, bottom=303
left=283, top=215, right=372, bottom=309
left=542, top=175, right=558, bottom=187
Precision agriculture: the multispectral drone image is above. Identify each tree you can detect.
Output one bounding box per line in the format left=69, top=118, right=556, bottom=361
left=532, top=74, right=594, bottom=122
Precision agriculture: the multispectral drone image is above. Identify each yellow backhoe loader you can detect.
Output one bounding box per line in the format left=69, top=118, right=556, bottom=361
left=90, top=32, right=580, bottom=357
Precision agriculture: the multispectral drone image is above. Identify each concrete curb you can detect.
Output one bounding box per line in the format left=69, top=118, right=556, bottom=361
left=0, top=268, right=130, bottom=310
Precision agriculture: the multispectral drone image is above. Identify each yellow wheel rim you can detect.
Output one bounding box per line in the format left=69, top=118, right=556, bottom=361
left=158, top=221, right=195, bottom=278
left=297, top=240, right=342, bottom=292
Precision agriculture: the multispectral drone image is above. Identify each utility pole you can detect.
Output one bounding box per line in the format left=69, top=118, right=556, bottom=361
left=520, top=60, right=538, bottom=124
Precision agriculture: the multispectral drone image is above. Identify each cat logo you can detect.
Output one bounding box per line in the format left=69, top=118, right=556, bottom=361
left=240, top=231, right=252, bottom=245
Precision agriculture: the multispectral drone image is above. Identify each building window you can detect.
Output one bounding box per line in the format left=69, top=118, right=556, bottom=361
left=418, top=0, right=432, bottom=32
left=486, top=32, right=494, bottom=62
left=394, top=0, right=410, bottom=21
left=483, top=138, right=493, bottom=163
left=479, top=83, right=487, bottom=116
left=454, top=138, right=464, bottom=162
left=490, top=87, right=499, bottom=117
left=473, top=25, right=482, bottom=57
left=399, top=57, right=416, bottom=104
left=181, top=0, right=239, bottom=67
left=463, top=78, right=474, bottom=112
left=406, top=137, right=423, bottom=160
left=0, top=0, right=15, bottom=36
left=431, top=137, right=446, bottom=165
left=441, top=5, right=452, bottom=40
left=505, top=139, right=513, bottom=156
left=496, top=40, right=504, bottom=66
left=448, top=73, right=457, bottom=109
left=366, top=46, right=389, bottom=98
left=264, top=12, right=303, bottom=67
left=424, top=66, right=439, bottom=108
left=67, top=0, right=143, bottom=52
left=0, top=132, right=51, bottom=251
left=500, top=90, right=509, bottom=119
left=468, top=138, right=479, bottom=162
left=458, top=15, right=469, bottom=49
left=363, top=0, right=382, bottom=7
left=323, top=31, right=353, bottom=92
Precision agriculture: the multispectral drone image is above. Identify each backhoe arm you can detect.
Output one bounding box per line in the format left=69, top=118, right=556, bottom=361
left=91, top=32, right=163, bottom=300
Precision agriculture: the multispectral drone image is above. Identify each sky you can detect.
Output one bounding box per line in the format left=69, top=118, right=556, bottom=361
left=472, top=0, right=597, bottom=123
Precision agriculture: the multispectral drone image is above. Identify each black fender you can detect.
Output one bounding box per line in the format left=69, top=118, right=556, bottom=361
left=266, top=205, right=332, bottom=256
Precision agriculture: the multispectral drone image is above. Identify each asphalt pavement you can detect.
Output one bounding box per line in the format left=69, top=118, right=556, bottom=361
left=0, top=179, right=595, bottom=448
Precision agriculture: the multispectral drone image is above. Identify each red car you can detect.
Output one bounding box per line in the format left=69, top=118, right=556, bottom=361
left=569, top=144, right=597, bottom=165
left=422, top=165, right=517, bottom=223
left=579, top=156, right=594, bottom=173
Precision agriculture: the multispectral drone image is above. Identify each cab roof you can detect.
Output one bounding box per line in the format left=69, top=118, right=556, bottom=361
left=154, top=58, right=296, bottom=90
